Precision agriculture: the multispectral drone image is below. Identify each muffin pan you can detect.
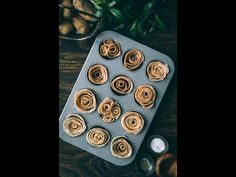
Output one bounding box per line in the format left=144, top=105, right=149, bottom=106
left=59, top=30, right=175, bottom=166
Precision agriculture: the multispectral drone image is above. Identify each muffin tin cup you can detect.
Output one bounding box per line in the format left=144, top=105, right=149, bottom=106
left=86, top=125, right=111, bottom=148
left=59, top=30, right=175, bottom=166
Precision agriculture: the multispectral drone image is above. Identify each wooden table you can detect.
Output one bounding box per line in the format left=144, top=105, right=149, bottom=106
left=59, top=5, right=176, bottom=176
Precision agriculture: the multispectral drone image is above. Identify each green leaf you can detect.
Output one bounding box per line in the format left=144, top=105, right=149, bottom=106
left=93, top=4, right=103, bottom=10
left=144, top=0, right=156, bottom=16
left=113, top=24, right=125, bottom=31
left=122, top=3, right=134, bottom=20
left=130, top=30, right=138, bottom=38
left=94, top=9, right=104, bottom=18
left=147, top=19, right=156, bottom=33
left=91, top=0, right=109, bottom=9
left=137, top=21, right=146, bottom=37
left=90, top=0, right=105, bottom=5
left=129, top=20, right=138, bottom=32
left=155, top=14, right=167, bottom=32
left=109, top=8, right=124, bottom=23
left=129, top=20, right=139, bottom=38
left=108, top=0, right=121, bottom=7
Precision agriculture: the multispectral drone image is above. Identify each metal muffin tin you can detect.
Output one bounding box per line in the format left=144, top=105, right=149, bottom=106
left=59, top=30, right=175, bottom=166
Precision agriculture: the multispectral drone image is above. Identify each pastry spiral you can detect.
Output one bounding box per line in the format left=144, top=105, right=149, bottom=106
left=146, top=61, right=169, bottom=81
left=110, top=75, right=133, bottom=95
left=99, top=39, right=121, bottom=59
left=86, top=127, right=110, bottom=147
left=87, top=64, right=108, bottom=85
left=110, top=137, right=132, bottom=158
left=121, top=112, right=144, bottom=135
left=123, top=49, right=144, bottom=70
left=63, top=114, right=86, bottom=137
left=98, top=98, right=121, bottom=123
left=134, top=85, right=156, bottom=109
left=74, top=89, right=96, bottom=113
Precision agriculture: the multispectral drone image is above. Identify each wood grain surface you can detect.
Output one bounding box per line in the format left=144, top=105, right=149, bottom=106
left=59, top=1, right=176, bottom=176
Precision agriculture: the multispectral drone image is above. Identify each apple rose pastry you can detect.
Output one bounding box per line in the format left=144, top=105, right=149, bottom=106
left=134, top=85, right=156, bottom=109
left=86, top=127, right=110, bottom=147
left=98, top=98, right=121, bottom=123
left=147, top=60, right=169, bottom=81
left=121, top=112, right=144, bottom=135
left=99, top=39, right=121, bottom=59
left=74, top=89, right=96, bottom=113
left=123, top=49, right=144, bottom=71
left=111, top=137, right=132, bottom=158
left=110, top=75, right=133, bottom=95
left=63, top=114, right=86, bottom=137
left=87, top=64, right=108, bottom=85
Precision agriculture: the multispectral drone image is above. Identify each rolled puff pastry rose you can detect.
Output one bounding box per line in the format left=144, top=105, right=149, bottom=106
left=63, top=114, right=86, bottom=137
left=146, top=61, right=169, bottom=81
left=87, top=64, right=108, bottom=85
left=110, top=136, right=132, bottom=158
left=74, top=89, right=96, bottom=113
left=86, top=127, right=110, bottom=147
left=134, top=85, right=156, bottom=109
left=99, top=39, right=121, bottom=59
left=121, top=112, right=144, bottom=135
left=110, top=75, right=133, bottom=95
left=98, top=98, right=121, bottom=123
left=123, top=49, right=144, bottom=71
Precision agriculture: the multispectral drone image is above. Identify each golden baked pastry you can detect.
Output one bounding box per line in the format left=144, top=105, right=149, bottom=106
left=99, top=39, right=121, bottom=59
left=63, top=114, right=86, bottom=137
left=121, top=112, right=144, bottom=135
left=110, top=137, right=132, bottom=158
left=86, top=127, right=110, bottom=147
left=74, top=89, right=96, bottom=113
left=73, top=0, right=96, bottom=22
left=147, top=60, right=169, bottom=81
left=155, top=153, right=177, bottom=177
left=98, top=98, right=121, bottom=123
left=123, top=49, right=144, bottom=70
left=87, top=64, right=108, bottom=85
left=168, top=160, right=177, bottom=177
left=110, top=75, right=133, bottom=95
left=134, top=85, right=156, bottom=109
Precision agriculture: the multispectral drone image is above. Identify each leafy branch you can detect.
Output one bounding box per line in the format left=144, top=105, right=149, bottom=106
left=91, top=0, right=168, bottom=38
